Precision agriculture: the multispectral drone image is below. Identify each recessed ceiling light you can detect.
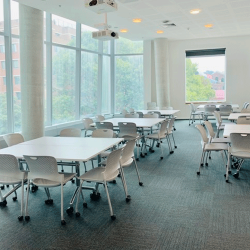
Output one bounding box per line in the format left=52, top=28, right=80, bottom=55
left=157, top=30, right=164, bottom=34
left=133, top=18, right=142, bottom=23
left=204, top=24, right=213, bottom=28
left=120, top=29, right=128, bottom=33
left=190, top=9, right=201, bottom=14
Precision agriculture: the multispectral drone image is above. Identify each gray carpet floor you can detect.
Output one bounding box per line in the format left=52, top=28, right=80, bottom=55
left=1, top=120, right=250, bottom=250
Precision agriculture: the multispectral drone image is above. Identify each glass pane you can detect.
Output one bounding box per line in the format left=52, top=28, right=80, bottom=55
left=115, top=55, right=144, bottom=112
left=44, top=44, right=47, bottom=126
left=115, top=37, right=143, bottom=54
left=43, top=12, right=46, bottom=41
left=81, top=51, right=98, bottom=117
left=11, top=0, right=19, bottom=35
left=186, top=56, right=226, bottom=102
left=103, top=41, right=110, bottom=54
left=0, top=0, right=4, bottom=32
left=0, top=36, right=7, bottom=134
left=102, top=56, right=111, bottom=114
left=52, top=47, right=76, bottom=124
left=12, top=38, right=21, bottom=132
left=81, top=24, right=98, bottom=52
left=52, top=15, right=76, bottom=47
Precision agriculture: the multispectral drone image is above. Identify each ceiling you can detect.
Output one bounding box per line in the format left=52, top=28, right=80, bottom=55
left=16, top=0, right=250, bottom=41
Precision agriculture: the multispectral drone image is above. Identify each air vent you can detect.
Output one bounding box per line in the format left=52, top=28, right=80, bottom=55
left=162, top=20, right=176, bottom=28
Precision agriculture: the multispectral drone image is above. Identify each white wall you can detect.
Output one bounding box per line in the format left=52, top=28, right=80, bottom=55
left=145, top=35, right=250, bottom=119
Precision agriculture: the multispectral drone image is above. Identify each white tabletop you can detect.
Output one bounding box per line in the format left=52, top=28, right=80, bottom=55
left=223, top=124, right=250, bottom=137
left=138, top=110, right=180, bottom=116
left=197, top=104, right=239, bottom=110
left=103, top=118, right=165, bottom=128
left=0, top=137, right=123, bottom=161
left=228, top=113, right=250, bottom=121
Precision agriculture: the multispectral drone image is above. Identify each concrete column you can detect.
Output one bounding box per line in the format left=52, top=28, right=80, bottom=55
left=20, top=4, right=44, bottom=140
left=154, top=38, right=170, bottom=108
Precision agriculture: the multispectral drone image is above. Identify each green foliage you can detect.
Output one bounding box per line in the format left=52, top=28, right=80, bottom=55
left=186, top=58, right=215, bottom=102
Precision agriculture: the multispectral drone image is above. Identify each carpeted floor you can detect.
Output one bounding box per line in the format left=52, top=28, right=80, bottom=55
left=1, top=120, right=250, bottom=250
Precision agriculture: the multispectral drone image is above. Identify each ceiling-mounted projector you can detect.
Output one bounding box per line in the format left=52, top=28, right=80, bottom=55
left=85, top=0, right=118, bottom=14
left=92, top=29, right=119, bottom=41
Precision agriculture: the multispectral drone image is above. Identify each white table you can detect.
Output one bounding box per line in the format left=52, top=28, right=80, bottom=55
left=223, top=124, right=250, bottom=137
left=0, top=137, right=123, bottom=205
left=228, top=113, right=250, bottom=121
left=197, top=104, right=239, bottom=110
left=104, top=118, right=165, bottom=128
left=138, top=110, right=180, bottom=116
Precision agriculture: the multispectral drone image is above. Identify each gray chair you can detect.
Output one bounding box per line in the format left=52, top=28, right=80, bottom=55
left=125, top=113, right=139, bottom=118
left=237, top=116, right=250, bottom=124
left=82, top=118, right=95, bottom=137
left=219, top=104, right=232, bottom=117
left=204, top=105, right=216, bottom=120
left=189, top=103, right=203, bottom=126
left=95, top=115, right=105, bottom=122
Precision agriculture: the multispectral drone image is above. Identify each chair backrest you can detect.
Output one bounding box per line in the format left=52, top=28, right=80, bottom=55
left=0, top=154, right=24, bottom=179
left=204, top=105, right=216, bottom=113
left=219, top=105, right=232, bottom=114
left=3, top=133, right=24, bottom=147
left=118, top=122, right=137, bottom=137
left=189, top=103, right=196, bottom=113
left=103, top=148, right=123, bottom=179
left=129, top=108, right=135, bottom=113
left=136, top=112, right=143, bottom=118
left=120, top=139, right=136, bottom=165
left=122, top=109, right=128, bottom=117
left=167, top=118, right=175, bottom=133
left=95, top=115, right=105, bottom=122
left=24, top=155, right=63, bottom=183
left=147, top=111, right=161, bottom=117
left=162, top=107, right=173, bottom=110
left=143, top=113, right=158, bottom=118
left=242, top=102, right=249, bottom=110
left=237, top=116, right=250, bottom=124
left=241, top=109, right=250, bottom=113
left=96, top=122, right=113, bottom=130
left=125, top=113, right=139, bottom=118
left=159, top=120, right=168, bottom=137
left=196, top=124, right=209, bottom=144
left=213, top=111, right=222, bottom=126
left=230, top=133, right=250, bottom=153
left=82, top=118, right=94, bottom=130
left=204, top=121, right=216, bottom=139
left=92, top=129, right=114, bottom=138
left=59, top=128, right=81, bottom=137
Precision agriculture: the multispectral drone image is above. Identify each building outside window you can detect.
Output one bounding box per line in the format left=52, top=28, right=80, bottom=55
left=12, top=59, right=19, bottom=68
left=14, top=75, right=20, bottom=84
left=12, top=43, right=17, bottom=52
left=1, top=61, right=5, bottom=69
left=0, top=45, right=4, bottom=53
left=185, top=48, right=226, bottom=102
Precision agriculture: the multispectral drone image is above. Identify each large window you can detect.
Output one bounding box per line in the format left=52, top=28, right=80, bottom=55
left=52, top=47, right=76, bottom=124
left=81, top=24, right=98, bottom=52
left=102, top=55, right=111, bottom=114
left=185, top=49, right=226, bottom=102
left=81, top=52, right=98, bottom=117
left=115, top=38, right=144, bottom=112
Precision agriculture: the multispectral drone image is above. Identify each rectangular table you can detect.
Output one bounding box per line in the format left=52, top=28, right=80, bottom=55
left=197, top=104, right=239, bottom=110
left=138, top=110, right=180, bottom=116
left=223, top=124, right=250, bottom=137
left=0, top=137, right=123, bottom=206
left=228, top=113, right=250, bottom=121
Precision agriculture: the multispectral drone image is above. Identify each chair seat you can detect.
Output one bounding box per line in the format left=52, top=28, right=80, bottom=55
left=229, top=147, right=250, bottom=158
left=146, top=133, right=166, bottom=140
left=121, top=158, right=133, bottom=168
left=33, top=173, right=76, bottom=187
left=0, top=176, right=24, bottom=185
left=192, top=111, right=203, bottom=115
left=205, top=143, right=228, bottom=151
left=78, top=167, right=118, bottom=182
left=212, top=138, right=231, bottom=143
left=118, top=133, right=141, bottom=141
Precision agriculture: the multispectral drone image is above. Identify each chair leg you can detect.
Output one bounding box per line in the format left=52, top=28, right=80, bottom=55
left=75, top=180, right=84, bottom=214
left=225, top=153, right=231, bottom=182
left=21, top=179, right=24, bottom=217
left=119, top=168, right=129, bottom=200
left=133, top=157, right=143, bottom=186
left=25, top=180, right=30, bottom=217
left=104, top=181, right=115, bottom=218
left=171, top=133, right=177, bottom=149
left=83, top=162, right=87, bottom=173
left=159, top=140, right=164, bottom=159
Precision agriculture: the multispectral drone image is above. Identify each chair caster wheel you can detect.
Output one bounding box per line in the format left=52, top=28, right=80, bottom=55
left=174, top=128, right=176, bottom=131
left=12, top=197, right=17, bottom=201
left=71, top=179, right=75, bottom=183
left=1, top=186, right=4, bottom=190
left=75, top=212, right=80, bottom=217
left=205, top=163, right=208, bottom=166
left=170, top=151, right=174, bottom=154
left=111, top=215, right=116, bottom=220
left=175, top=146, right=177, bottom=148
left=90, top=192, right=100, bottom=201
left=83, top=202, right=87, bottom=208
left=25, top=216, right=30, bottom=221
left=126, top=195, right=131, bottom=202
left=139, top=182, right=143, bottom=186
left=145, top=153, right=147, bottom=155
left=0, top=200, right=7, bottom=207
left=136, top=158, right=139, bottom=161
left=228, top=171, right=232, bottom=174
left=6, top=185, right=9, bottom=188
left=160, top=157, right=163, bottom=160
left=226, top=180, right=229, bottom=183
left=233, top=173, right=239, bottom=178
left=140, top=153, right=145, bottom=158
left=209, top=157, right=211, bottom=159
left=200, top=163, right=204, bottom=167
left=197, top=172, right=200, bottom=175
left=66, top=207, right=74, bottom=214
left=45, top=199, right=53, bottom=205
left=61, top=220, right=66, bottom=225
left=18, top=216, right=23, bottom=221
left=61, top=170, right=64, bottom=173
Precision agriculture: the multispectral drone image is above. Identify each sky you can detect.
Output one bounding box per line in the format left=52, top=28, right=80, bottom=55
left=190, top=55, right=225, bottom=74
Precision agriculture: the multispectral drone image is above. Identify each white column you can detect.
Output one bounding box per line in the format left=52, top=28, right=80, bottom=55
left=19, top=4, right=44, bottom=141
left=154, top=38, right=170, bottom=108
